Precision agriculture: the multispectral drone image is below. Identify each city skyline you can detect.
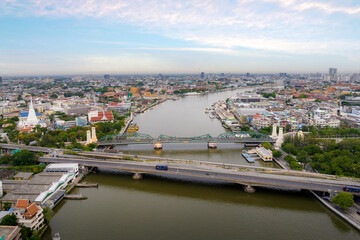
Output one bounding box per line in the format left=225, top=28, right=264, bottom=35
left=1, top=0, right=360, bottom=75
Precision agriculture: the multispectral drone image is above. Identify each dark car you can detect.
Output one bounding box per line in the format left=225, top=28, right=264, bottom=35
left=156, top=165, right=168, bottom=170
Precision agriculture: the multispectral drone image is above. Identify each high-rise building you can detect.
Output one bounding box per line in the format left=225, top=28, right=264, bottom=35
left=200, top=72, right=205, bottom=79
left=104, top=74, right=110, bottom=80
left=0, top=76, right=2, bottom=84
left=329, top=68, right=337, bottom=76
left=279, top=73, right=287, bottom=77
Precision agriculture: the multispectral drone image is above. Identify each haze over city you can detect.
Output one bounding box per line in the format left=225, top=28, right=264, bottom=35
left=1, top=0, right=360, bottom=75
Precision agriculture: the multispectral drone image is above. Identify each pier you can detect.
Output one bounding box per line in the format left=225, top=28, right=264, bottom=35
left=64, top=195, right=88, bottom=200
left=75, top=182, right=98, bottom=188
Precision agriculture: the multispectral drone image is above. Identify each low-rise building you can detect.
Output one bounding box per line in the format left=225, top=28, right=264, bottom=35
left=256, top=146, right=273, bottom=162
left=13, top=199, right=44, bottom=230
left=45, top=163, right=79, bottom=177
left=13, top=172, right=33, bottom=180
left=0, top=225, right=22, bottom=240
left=88, top=109, right=114, bottom=123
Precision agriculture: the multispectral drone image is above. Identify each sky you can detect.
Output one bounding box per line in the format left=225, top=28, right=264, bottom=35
left=1, top=0, right=360, bottom=76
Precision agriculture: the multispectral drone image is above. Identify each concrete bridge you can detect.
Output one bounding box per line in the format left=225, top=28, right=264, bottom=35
left=1, top=143, right=359, bottom=195
left=37, top=155, right=360, bottom=195
left=97, top=131, right=275, bottom=148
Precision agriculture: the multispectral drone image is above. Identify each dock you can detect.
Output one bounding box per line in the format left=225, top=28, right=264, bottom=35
left=64, top=195, right=88, bottom=200
left=76, top=182, right=98, bottom=188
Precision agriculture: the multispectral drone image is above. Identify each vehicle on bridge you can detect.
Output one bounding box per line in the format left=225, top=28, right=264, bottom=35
left=72, top=148, right=83, bottom=152
left=156, top=165, right=168, bottom=170
left=343, top=186, right=360, bottom=193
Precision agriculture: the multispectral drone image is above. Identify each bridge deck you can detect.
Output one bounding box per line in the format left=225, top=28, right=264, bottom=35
left=39, top=156, right=360, bottom=194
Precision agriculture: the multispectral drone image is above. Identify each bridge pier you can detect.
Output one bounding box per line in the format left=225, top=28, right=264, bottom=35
left=84, top=166, right=98, bottom=174
left=328, top=190, right=338, bottom=198
left=207, top=142, right=217, bottom=149
left=132, top=173, right=142, bottom=180
left=154, top=142, right=163, bottom=149
left=243, top=185, right=256, bottom=193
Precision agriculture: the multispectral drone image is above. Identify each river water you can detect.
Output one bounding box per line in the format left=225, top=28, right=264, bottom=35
left=116, top=89, right=278, bottom=168
left=43, top=89, right=360, bottom=239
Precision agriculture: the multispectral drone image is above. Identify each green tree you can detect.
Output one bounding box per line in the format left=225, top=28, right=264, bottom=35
left=282, top=142, right=298, bottom=155
left=43, top=207, right=55, bottom=223
left=11, top=149, right=37, bottom=166
left=0, top=214, right=17, bottom=226
left=285, top=124, right=291, bottom=132
left=289, top=161, right=303, bottom=170
left=3, top=202, right=11, bottom=211
left=241, top=125, right=250, bottom=131
left=284, top=155, right=296, bottom=163
left=261, top=142, right=272, bottom=150
left=20, top=226, right=33, bottom=240
left=50, top=94, right=58, bottom=99
left=331, top=192, right=354, bottom=209
left=297, top=150, right=309, bottom=163
left=273, top=150, right=282, bottom=158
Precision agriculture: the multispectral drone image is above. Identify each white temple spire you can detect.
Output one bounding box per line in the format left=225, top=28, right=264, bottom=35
left=26, top=97, right=39, bottom=126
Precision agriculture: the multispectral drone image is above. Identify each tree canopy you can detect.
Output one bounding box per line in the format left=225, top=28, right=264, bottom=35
left=11, top=149, right=37, bottom=166
left=0, top=214, right=17, bottom=226
left=331, top=192, right=354, bottom=209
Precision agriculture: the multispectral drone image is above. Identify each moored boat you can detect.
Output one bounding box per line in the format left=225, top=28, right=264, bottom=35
left=242, top=149, right=255, bottom=163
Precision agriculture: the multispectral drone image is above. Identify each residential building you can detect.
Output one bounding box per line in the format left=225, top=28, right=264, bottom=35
left=12, top=199, right=44, bottom=231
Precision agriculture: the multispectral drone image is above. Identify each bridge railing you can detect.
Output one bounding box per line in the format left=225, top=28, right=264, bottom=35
left=98, top=131, right=275, bottom=144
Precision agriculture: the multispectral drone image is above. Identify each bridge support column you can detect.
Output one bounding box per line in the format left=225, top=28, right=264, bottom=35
left=329, top=190, right=338, bottom=198
left=243, top=185, right=256, bottom=193
left=132, top=173, right=142, bottom=180
left=89, top=167, right=98, bottom=173
left=207, top=142, right=217, bottom=148
left=154, top=142, right=163, bottom=149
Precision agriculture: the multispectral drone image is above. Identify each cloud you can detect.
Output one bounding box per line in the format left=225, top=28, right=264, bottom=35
left=90, top=41, right=238, bottom=55
left=268, top=0, right=360, bottom=15
left=1, top=0, right=360, bottom=56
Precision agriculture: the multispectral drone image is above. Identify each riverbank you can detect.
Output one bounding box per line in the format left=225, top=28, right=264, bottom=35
left=44, top=170, right=360, bottom=240
left=311, top=190, right=360, bottom=231
left=275, top=151, right=360, bottom=232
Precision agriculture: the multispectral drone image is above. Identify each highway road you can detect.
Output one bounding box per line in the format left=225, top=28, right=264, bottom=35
left=3, top=143, right=360, bottom=193
left=0, top=143, right=54, bottom=153
left=39, top=156, right=360, bottom=193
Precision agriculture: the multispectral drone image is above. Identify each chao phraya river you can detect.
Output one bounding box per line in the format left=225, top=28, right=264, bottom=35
left=44, top=89, right=360, bottom=240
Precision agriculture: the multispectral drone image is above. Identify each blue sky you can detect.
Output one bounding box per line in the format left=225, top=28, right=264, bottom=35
left=1, top=0, right=360, bottom=76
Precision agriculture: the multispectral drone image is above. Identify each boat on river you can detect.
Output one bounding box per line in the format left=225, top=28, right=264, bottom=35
left=53, top=233, right=61, bottom=240
left=242, top=149, right=255, bottom=163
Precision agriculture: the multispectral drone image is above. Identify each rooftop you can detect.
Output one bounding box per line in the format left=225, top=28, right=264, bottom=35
left=0, top=226, right=21, bottom=239
left=14, top=172, right=33, bottom=180
left=1, top=172, right=64, bottom=202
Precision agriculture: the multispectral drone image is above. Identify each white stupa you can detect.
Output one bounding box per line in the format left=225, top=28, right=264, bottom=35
left=17, top=97, right=39, bottom=130
left=26, top=98, right=39, bottom=126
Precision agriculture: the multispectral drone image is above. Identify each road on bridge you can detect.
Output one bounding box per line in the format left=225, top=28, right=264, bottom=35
left=39, top=156, right=359, bottom=193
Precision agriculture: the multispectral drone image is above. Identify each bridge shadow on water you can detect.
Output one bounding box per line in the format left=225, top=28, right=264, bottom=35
left=76, top=168, right=355, bottom=234
left=87, top=168, right=324, bottom=213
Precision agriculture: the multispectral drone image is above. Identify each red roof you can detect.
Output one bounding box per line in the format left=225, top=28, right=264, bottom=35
left=23, top=203, right=39, bottom=218
left=15, top=199, right=29, bottom=209
left=90, top=111, right=114, bottom=122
